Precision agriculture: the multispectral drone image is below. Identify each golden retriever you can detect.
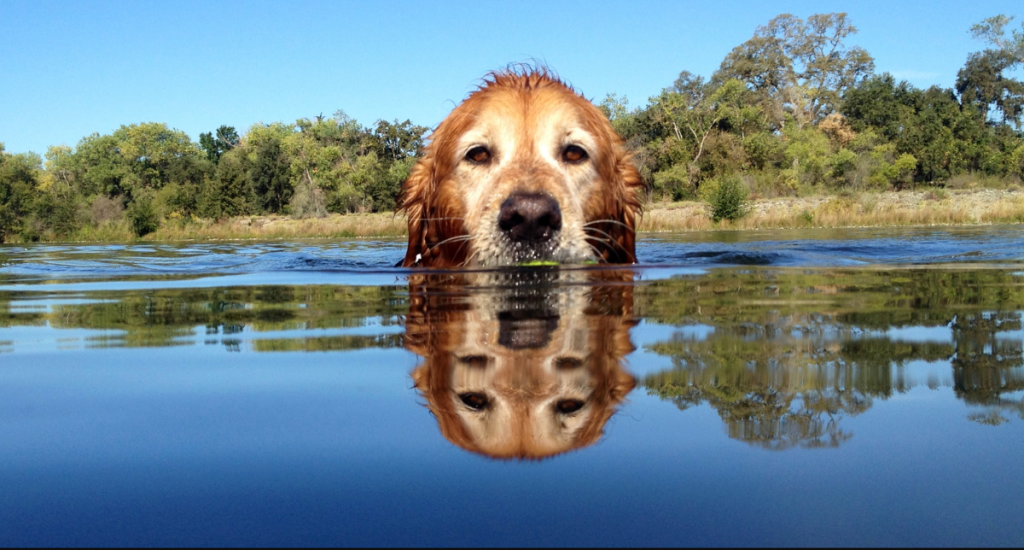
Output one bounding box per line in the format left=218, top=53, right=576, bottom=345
left=405, top=269, right=637, bottom=459
left=398, top=67, right=643, bottom=268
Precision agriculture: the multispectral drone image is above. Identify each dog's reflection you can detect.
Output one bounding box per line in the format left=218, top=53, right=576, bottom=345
left=405, top=269, right=637, bottom=459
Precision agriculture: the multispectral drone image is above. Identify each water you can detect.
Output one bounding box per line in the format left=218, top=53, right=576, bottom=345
left=2, top=226, right=1024, bottom=546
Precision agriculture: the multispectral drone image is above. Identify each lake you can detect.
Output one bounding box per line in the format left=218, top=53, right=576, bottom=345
left=2, top=226, right=1024, bottom=546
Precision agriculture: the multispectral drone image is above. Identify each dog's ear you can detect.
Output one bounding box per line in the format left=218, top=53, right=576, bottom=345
left=612, top=150, right=643, bottom=263
left=398, top=157, right=434, bottom=267
left=591, top=147, right=643, bottom=263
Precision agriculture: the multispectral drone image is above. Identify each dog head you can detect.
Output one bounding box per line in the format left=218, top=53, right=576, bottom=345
left=399, top=67, right=643, bottom=268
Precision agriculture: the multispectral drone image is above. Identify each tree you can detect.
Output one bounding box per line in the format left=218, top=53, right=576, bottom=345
left=248, top=138, right=292, bottom=214
left=0, top=145, right=41, bottom=242
left=841, top=73, right=917, bottom=140
left=715, top=13, right=875, bottom=129
left=363, top=119, right=428, bottom=162
left=958, top=15, right=1024, bottom=129
left=200, top=148, right=252, bottom=219
left=970, top=15, right=1024, bottom=66
left=114, top=122, right=206, bottom=194
left=72, top=132, right=132, bottom=198
left=199, top=125, right=239, bottom=163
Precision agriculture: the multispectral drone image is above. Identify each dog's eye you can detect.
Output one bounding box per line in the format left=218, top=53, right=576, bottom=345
left=562, top=145, right=588, bottom=164
left=555, top=398, right=585, bottom=414
left=465, top=146, right=491, bottom=164
left=458, top=355, right=489, bottom=368
left=458, top=392, right=490, bottom=411
left=555, top=357, right=583, bottom=370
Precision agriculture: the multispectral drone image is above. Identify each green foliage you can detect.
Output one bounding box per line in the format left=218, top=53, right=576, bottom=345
left=249, top=137, right=292, bottom=214
left=713, top=12, right=875, bottom=129
left=126, top=191, right=159, bottom=237
left=32, top=181, right=81, bottom=238
left=652, top=163, right=694, bottom=201
left=703, top=176, right=749, bottom=222
left=782, top=125, right=832, bottom=189
left=199, top=126, right=239, bottom=162
left=0, top=148, right=41, bottom=242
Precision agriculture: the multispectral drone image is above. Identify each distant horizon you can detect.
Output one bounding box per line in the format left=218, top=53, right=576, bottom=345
left=2, top=0, right=1022, bottom=155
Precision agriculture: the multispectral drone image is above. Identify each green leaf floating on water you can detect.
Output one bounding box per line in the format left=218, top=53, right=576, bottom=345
left=516, top=260, right=599, bottom=266
left=518, top=260, right=560, bottom=267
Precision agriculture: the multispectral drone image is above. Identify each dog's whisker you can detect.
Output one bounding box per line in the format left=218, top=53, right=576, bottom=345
left=430, top=234, right=473, bottom=249
left=584, top=219, right=636, bottom=233
left=453, top=236, right=474, bottom=263
left=581, top=239, right=603, bottom=259
left=418, top=217, right=467, bottom=222
left=584, top=228, right=630, bottom=254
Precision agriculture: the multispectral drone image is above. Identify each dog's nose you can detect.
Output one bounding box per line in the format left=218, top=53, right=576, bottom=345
left=498, top=193, right=562, bottom=243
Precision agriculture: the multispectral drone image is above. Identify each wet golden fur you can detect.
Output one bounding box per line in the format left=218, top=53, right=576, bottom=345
left=398, top=68, right=643, bottom=268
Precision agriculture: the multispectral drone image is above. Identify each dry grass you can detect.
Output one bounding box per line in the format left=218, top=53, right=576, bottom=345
left=638, top=189, right=1024, bottom=233
left=9, top=189, right=1024, bottom=244
left=149, top=212, right=407, bottom=241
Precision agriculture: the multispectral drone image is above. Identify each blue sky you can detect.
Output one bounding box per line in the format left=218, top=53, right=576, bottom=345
left=2, top=0, right=1022, bottom=155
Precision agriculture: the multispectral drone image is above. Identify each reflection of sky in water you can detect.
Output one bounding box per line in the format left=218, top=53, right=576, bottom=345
left=3, top=345, right=1021, bottom=546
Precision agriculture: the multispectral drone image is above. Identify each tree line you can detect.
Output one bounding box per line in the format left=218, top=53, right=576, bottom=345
left=600, top=13, right=1024, bottom=203
left=2, top=12, right=1023, bottom=242
left=0, top=114, right=427, bottom=242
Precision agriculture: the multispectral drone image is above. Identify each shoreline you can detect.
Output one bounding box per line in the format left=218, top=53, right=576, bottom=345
left=6, top=189, right=1024, bottom=244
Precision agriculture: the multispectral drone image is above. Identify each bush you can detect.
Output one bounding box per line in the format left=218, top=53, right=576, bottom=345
left=127, top=192, right=160, bottom=237
left=652, top=163, right=695, bottom=201
left=703, top=176, right=748, bottom=222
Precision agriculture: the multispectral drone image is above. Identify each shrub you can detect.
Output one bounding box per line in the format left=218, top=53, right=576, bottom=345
left=703, top=176, right=748, bottom=222
left=652, top=163, right=695, bottom=201
left=127, top=192, right=160, bottom=237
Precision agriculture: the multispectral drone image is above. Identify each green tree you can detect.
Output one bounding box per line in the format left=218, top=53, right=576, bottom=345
left=958, top=48, right=1024, bottom=128
left=199, top=125, right=240, bottom=163
left=199, top=148, right=252, bottom=219
left=0, top=145, right=41, bottom=242
left=363, top=119, right=428, bottom=162
left=249, top=138, right=292, bottom=214
left=72, top=132, right=132, bottom=198
left=715, top=12, right=875, bottom=129
left=114, top=122, right=206, bottom=195
left=970, top=15, right=1024, bottom=66
left=841, top=73, right=917, bottom=140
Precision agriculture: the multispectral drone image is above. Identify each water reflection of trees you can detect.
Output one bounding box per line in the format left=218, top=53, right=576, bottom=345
left=952, top=312, right=1024, bottom=424
left=644, top=334, right=960, bottom=449
left=0, top=285, right=408, bottom=350
left=638, top=268, right=1024, bottom=447
left=1, top=266, right=1023, bottom=444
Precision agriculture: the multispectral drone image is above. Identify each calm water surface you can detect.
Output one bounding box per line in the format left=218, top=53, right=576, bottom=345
left=2, top=227, right=1024, bottom=546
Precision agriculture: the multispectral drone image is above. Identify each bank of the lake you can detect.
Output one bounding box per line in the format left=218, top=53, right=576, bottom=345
left=641, top=188, right=1024, bottom=232
left=7, top=188, right=1024, bottom=243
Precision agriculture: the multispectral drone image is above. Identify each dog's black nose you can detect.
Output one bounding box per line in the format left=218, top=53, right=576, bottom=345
left=498, top=193, right=562, bottom=243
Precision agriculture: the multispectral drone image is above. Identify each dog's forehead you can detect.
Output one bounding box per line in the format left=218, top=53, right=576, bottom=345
left=456, top=86, right=598, bottom=145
